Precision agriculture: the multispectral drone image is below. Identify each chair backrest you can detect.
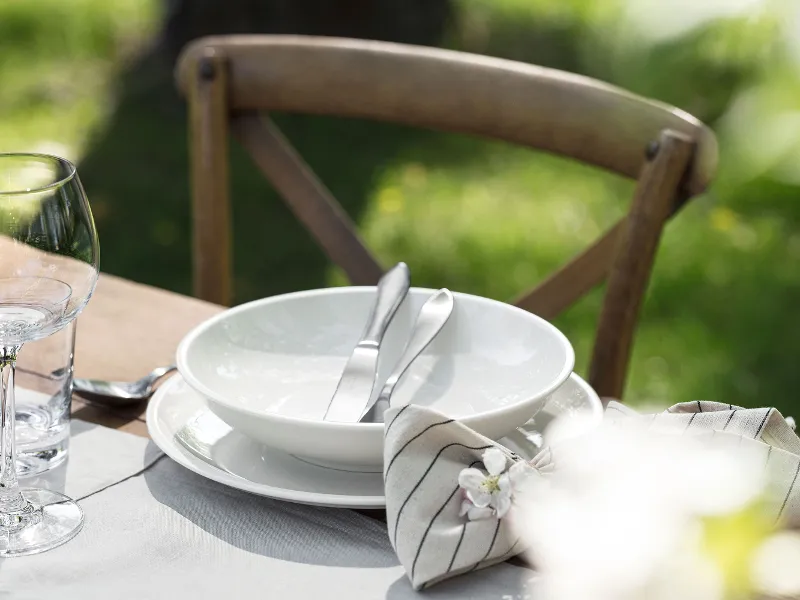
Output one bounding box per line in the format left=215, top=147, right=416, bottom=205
left=175, top=35, right=717, bottom=400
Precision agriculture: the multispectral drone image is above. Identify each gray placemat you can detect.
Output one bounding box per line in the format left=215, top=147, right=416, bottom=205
left=0, top=420, right=532, bottom=599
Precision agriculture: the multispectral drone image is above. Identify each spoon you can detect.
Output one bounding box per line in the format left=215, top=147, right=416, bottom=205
left=359, top=289, right=454, bottom=423
left=72, top=365, right=177, bottom=406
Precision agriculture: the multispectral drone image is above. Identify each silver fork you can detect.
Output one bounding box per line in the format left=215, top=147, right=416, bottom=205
left=72, top=365, right=177, bottom=406
left=359, top=289, right=454, bottom=423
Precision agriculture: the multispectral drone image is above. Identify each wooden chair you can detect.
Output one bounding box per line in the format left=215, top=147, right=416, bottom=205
left=174, top=35, right=717, bottom=401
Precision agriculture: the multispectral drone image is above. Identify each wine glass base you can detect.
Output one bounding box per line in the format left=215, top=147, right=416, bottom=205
left=0, top=488, right=83, bottom=556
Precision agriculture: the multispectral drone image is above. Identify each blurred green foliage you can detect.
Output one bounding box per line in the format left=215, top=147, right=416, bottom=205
left=2, top=0, right=799, bottom=412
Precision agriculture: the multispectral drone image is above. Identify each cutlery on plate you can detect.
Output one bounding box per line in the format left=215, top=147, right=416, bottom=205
left=175, top=410, right=242, bottom=476
left=323, top=262, right=411, bottom=422
left=72, top=365, right=177, bottom=405
left=360, top=288, right=454, bottom=423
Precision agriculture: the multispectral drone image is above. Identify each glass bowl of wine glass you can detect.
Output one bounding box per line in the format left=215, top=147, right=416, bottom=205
left=0, top=153, right=99, bottom=556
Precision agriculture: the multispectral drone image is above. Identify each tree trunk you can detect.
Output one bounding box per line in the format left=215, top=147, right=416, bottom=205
left=161, top=0, right=452, bottom=59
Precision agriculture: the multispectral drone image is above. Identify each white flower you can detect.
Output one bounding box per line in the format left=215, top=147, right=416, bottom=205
left=516, top=419, right=773, bottom=600
left=458, top=447, right=535, bottom=520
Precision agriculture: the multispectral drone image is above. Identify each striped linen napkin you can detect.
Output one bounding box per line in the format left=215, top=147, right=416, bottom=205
left=383, top=400, right=800, bottom=590
left=606, top=400, right=800, bottom=528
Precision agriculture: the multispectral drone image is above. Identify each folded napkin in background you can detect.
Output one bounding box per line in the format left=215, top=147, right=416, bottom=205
left=606, top=400, right=800, bottom=527
left=384, top=400, right=800, bottom=591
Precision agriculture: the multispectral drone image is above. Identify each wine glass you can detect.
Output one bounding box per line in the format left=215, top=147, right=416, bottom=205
left=0, top=153, right=99, bottom=556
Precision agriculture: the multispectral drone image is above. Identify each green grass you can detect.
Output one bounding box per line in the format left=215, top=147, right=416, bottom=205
left=3, top=0, right=800, bottom=414
left=0, top=0, right=160, bottom=155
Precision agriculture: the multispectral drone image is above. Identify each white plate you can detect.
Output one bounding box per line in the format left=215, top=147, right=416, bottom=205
left=147, top=372, right=601, bottom=509
left=177, top=287, right=575, bottom=470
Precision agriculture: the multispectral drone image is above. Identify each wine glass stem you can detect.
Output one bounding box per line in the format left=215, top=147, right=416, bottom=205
left=0, top=345, right=25, bottom=512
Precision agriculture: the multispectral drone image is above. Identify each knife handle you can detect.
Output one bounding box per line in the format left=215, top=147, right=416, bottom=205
left=362, top=263, right=411, bottom=345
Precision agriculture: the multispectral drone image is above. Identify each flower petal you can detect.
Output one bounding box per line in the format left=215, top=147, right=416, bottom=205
left=467, top=505, right=495, bottom=521
left=498, top=473, right=511, bottom=492
left=483, top=448, right=507, bottom=476
left=467, top=489, right=493, bottom=508
left=509, top=461, right=534, bottom=489
left=459, top=499, right=473, bottom=517
left=458, top=468, right=486, bottom=491
left=494, top=490, right=512, bottom=518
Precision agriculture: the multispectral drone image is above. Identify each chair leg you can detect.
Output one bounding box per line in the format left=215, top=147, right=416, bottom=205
left=589, top=130, right=695, bottom=401
left=188, top=48, right=232, bottom=306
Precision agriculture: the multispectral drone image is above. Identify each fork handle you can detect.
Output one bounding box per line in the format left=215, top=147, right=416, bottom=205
left=361, top=289, right=454, bottom=423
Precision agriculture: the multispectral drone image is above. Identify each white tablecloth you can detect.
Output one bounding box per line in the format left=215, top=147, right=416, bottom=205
left=0, top=420, right=532, bottom=599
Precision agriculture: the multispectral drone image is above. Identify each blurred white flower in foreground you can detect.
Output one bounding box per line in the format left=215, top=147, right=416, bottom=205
left=515, top=416, right=799, bottom=600
left=752, top=531, right=800, bottom=597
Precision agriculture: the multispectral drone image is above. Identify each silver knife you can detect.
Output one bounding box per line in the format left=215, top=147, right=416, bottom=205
left=323, top=262, right=411, bottom=422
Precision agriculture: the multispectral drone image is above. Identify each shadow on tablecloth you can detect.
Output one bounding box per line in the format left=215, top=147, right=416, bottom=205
left=143, top=442, right=400, bottom=568
left=384, top=562, right=533, bottom=599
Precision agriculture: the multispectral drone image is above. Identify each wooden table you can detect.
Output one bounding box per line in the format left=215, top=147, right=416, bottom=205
left=70, top=273, right=223, bottom=436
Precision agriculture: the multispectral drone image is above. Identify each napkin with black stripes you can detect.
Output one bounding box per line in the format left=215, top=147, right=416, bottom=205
left=606, top=400, right=800, bottom=528
left=383, top=400, right=800, bottom=591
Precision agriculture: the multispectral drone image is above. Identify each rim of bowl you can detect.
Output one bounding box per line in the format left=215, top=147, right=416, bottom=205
left=176, top=287, right=576, bottom=430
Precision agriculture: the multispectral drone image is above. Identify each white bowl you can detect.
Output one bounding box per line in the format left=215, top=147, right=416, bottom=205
left=177, top=287, right=574, bottom=471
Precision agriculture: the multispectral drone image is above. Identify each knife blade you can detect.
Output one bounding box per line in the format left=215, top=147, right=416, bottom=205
left=323, top=262, right=411, bottom=422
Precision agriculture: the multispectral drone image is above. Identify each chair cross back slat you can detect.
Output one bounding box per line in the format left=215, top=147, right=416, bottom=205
left=176, top=35, right=718, bottom=400
left=231, top=112, right=383, bottom=286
